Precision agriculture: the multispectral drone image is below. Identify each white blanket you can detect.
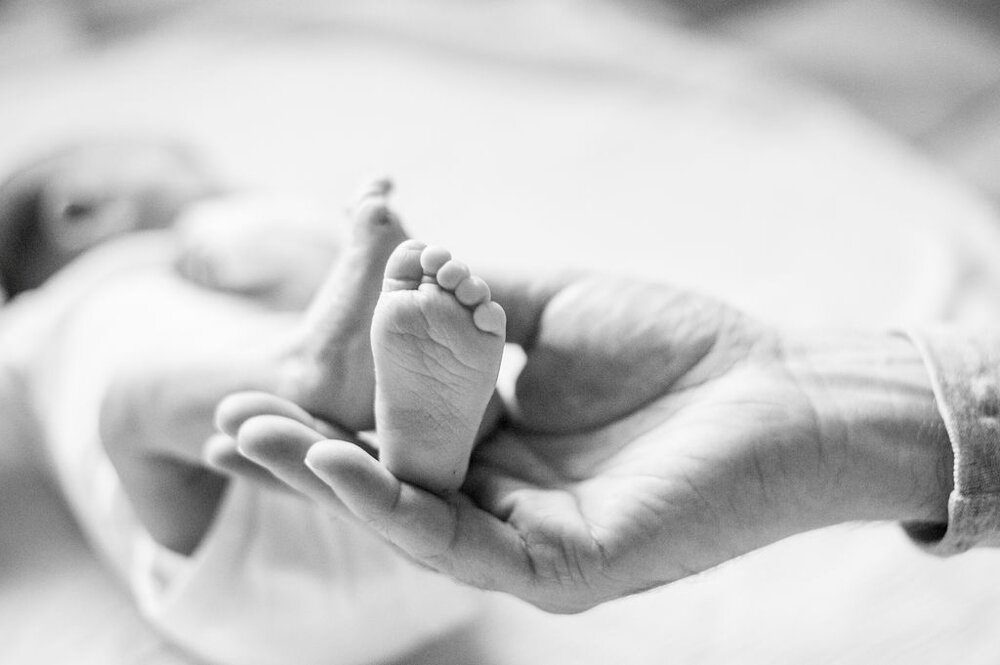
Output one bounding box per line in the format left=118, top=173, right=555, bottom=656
left=0, top=233, right=478, bottom=665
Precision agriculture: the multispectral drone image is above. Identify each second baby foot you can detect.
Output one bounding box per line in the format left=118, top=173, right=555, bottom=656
left=372, top=241, right=506, bottom=493
left=279, top=180, right=408, bottom=431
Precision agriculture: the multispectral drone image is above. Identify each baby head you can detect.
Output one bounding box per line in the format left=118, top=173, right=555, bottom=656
left=0, top=140, right=220, bottom=298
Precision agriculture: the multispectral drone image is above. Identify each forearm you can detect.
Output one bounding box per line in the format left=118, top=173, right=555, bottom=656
left=786, top=330, right=953, bottom=527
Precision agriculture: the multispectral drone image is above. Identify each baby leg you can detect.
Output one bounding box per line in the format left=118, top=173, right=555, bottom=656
left=278, top=180, right=408, bottom=431
left=372, top=241, right=506, bottom=493
left=100, top=183, right=405, bottom=554
left=174, top=178, right=403, bottom=431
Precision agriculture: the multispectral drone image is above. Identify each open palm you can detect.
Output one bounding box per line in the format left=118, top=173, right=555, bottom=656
left=292, top=278, right=834, bottom=612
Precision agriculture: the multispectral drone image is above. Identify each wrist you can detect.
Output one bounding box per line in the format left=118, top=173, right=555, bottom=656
left=784, top=330, right=952, bottom=526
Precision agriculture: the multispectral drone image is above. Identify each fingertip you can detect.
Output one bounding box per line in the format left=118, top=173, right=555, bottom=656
left=237, top=414, right=325, bottom=463
left=215, top=391, right=315, bottom=437
left=203, top=432, right=288, bottom=491
left=232, top=418, right=355, bottom=515
left=214, top=392, right=248, bottom=436
left=305, top=438, right=366, bottom=470
left=202, top=432, right=239, bottom=467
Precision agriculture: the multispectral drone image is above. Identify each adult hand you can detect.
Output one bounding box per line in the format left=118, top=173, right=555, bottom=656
left=224, top=276, right=952, bottom=612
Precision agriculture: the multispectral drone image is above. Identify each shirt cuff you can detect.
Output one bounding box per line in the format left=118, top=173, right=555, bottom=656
left=903, top=326, right=1000, bottom=554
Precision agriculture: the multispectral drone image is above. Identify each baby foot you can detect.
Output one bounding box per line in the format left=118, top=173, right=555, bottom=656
left=278, top=179, right=409, bottom=431
left=372, top=240, right=506, bottom=493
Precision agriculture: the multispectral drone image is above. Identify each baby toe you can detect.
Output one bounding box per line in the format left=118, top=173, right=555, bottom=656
left=436, top=259, right=471, bottom=291
left=419, top=245, right=452, bottom=275
left=455, top=275, right=491, bottom=307
left=383, top=240, right=427, bottom=290
left=472, top=301, right=506, bottom=335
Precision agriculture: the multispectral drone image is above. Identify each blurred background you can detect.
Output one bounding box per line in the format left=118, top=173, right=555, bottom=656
left=2, top=0, right=1000, bottom=205
left=5, top=1, right=1000, bottom=664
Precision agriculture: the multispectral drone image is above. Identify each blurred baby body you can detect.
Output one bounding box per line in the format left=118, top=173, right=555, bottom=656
left=173, top=192, right=343, bottom=311
left=0, top=137, right=348, bottom=311
left=0, top=143, right=478, bottom=665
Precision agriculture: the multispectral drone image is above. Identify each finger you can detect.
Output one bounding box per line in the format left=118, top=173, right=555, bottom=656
left=304, top=440, right=540, bottom=599
left=215, top=391, right=317, bottom=437
left=202, top=433, right=291, bottom=493
left=237, top=415, right=353, bottom=518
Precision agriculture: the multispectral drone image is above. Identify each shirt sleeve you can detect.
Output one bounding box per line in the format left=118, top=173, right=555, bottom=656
left=904, top=326, right=1000, bottom=554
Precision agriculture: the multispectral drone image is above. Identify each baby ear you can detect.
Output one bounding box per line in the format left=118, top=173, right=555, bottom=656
left=41, top=191, right=139, bottom=255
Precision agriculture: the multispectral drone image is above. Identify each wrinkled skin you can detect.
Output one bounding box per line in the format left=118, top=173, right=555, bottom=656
left=223, top=275, right=836, bottom=613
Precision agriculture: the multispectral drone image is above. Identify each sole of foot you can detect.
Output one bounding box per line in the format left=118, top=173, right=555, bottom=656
left=371, top=240, right=506, bottom=494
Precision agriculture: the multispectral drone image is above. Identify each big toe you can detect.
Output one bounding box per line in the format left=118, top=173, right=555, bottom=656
left=383, top=239, right=429, bottom=291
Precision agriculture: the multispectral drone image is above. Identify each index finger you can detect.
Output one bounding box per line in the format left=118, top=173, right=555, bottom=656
left=304, top=440, right=545, bottom=602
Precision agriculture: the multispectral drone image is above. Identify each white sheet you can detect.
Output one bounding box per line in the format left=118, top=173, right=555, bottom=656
left=4, top=1, right=1000, bottom=663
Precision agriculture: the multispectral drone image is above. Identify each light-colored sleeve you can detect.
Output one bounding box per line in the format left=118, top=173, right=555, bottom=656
left=904, top=327, right=1000, bottom=554
left=132, top=481, right=481, bottom=665
left=47, top=421, right=481, bottom=665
